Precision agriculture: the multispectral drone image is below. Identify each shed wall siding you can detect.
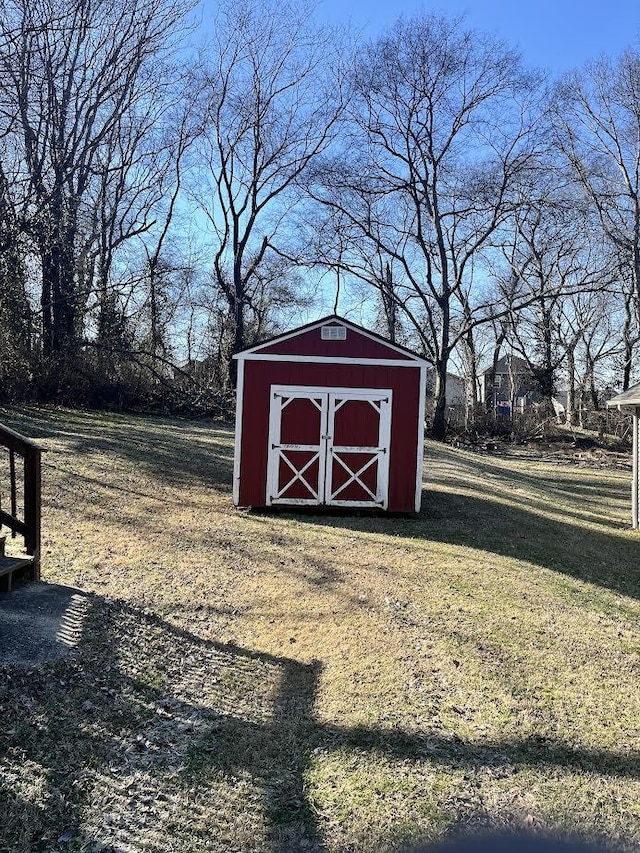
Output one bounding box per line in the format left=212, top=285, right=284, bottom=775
left=238, top=360, right=422, bottom=512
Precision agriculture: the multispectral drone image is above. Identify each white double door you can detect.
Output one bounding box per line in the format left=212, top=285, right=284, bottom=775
left=266, top=385, right=392, bottom=508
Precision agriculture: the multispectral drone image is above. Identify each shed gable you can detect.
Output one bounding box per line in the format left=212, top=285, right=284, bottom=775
left=238, top=316, right=421, bottom=363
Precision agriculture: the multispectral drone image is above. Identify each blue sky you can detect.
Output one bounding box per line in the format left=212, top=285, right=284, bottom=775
left=314, top=0, right=640, bottom=75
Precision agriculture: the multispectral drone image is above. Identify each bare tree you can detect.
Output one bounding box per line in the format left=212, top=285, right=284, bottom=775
left=0, top=0, right=193, bottom=372
left=555, top=50, right=640, bottom=358
left=309, top=13, right=539, bottom=438
left=0, top=115, right=33, bottom=393
left=554, top=286, right=624, bottom=424
left=192, top=0, right=346, bottom=385
left=500, top=192, right=609, bottom=406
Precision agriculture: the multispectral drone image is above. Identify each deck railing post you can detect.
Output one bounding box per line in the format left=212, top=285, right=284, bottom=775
left=0, top=423, right=43, bottom=584
left=23, top=448, right=42, bottom=580
left=9, top=449, right=16, bottom=534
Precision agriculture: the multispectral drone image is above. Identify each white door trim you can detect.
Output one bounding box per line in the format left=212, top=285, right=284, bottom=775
left=266, top=388, right=328, bottom=506
left=324, top=390, right=392, bottom=510
left=232, top=358, right=246, bottom=506
left=266, top=385, right=392, bottom=509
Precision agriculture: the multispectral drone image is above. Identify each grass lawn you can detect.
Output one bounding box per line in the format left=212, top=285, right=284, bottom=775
left=1, top=406, right=639, bottom=852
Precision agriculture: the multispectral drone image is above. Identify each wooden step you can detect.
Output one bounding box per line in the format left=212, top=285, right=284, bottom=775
left=0, top=555, right=35, bottom=593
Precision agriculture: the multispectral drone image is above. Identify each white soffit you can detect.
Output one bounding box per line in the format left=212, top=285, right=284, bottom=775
left=606, top=381, right=640, bottom=409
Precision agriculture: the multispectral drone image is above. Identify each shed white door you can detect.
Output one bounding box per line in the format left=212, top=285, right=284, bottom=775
left=266, top=386, right=392, bottom=508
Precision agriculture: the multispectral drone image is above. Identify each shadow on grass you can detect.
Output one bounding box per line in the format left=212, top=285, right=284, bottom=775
left=0, top=406, right=234, bottom=491
left=424, top=489, right=640, bottom=599
left=1, top=592, right=638, bottom=852
left=0, top=591, right=321, bottom=853
left=432, top=446, right=629, bottom=527
left=284, top=485, right=640, bottom=603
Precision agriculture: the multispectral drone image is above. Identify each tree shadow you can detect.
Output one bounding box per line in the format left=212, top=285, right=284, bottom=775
left=280, top=490, right=640, bottom=604
left=424, top=489, right=640, bottom=598
left=0, top=591, right=322, bottom=852
left=431, top=445, right=630, bottom=529
left=0, top=406, right=234, bottom=491
left=2, top=591, right=638, bottom=852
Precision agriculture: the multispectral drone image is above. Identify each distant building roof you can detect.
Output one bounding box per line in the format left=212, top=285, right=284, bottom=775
left=478, top=355, right=529, bottom=377
left=426, top=368, right=464, bottom=382
left=606, top=381, right=640, bottom=409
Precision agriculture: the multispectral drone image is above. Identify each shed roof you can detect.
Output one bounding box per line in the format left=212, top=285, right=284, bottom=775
left=234, top=315, right=429, bottom=364
left=606, top=382, right=640, bottom=409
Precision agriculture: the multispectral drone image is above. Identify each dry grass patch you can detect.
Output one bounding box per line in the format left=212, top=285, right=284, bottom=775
left=1, top=406, right=640, bottom=852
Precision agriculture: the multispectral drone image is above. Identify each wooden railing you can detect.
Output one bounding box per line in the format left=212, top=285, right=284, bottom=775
left=0, top=422, right=42, bottom=582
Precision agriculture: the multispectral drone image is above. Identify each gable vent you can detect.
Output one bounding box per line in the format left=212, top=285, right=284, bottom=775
left=321, top=325, right=347, bottom=341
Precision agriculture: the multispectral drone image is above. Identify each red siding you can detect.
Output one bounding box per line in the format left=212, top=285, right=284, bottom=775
left=255, top=326, right=414, bottom=360
left=238, top=360, right=421, bottom=512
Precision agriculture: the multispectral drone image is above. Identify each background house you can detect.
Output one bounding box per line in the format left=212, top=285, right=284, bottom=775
left=477, top=355, right=539, bottom=413
left=425, top=369, right=467, bottom=409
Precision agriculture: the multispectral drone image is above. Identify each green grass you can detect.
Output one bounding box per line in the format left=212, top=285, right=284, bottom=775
left=1, top=406, right=640, bottom=852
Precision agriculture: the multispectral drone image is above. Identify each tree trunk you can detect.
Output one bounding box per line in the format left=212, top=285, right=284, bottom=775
left=540, top=300, right=554, bottom=405
left=432, top=357, right=448, bottom=440
left=536, top=368, right=554, bottom=404
left=633, top=222, right=640, bottom=330
left=578, top=387, right=584, bottom=429
left=41, top=261, right=53, bottom=356
left=588, top=361, right=599, bottom=411
left=97, top=259, right=111, bottom=344
left=623, top=294, right=634, bottom=391
left=566, top=346, right=576, bottom=426
left=485, top=330, right=505, bottom=415
left=431, top=297, right=450, bottom=440
left=229, top=287, right=244, bottom=389
left=464, top=324, right=479, bottom=428
left=148, top=257, right=162, bottom=357
left=382, top=262, right=397, bottom=343
left=41, top=232, right=77, bottom=356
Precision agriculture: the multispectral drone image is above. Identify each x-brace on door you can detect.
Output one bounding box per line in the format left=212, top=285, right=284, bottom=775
left=266, top=386, right=392, bottom=509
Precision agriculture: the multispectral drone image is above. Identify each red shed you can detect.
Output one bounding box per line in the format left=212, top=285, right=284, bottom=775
left=232, top=315, right=428, bottom=513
